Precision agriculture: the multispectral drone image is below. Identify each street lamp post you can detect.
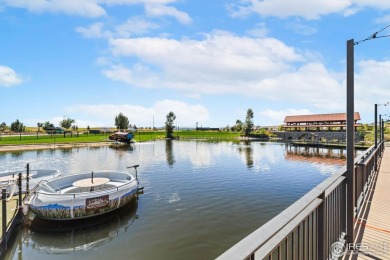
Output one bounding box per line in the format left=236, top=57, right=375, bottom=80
left=346, top=39, right=355, bottom=245
left=379, top=114, right=382, bottom=142
left=382, top=118, right=385, bottom=141
left=347, top=24, right=390, bottom=245
left=375, top=104, right=378, bottom=148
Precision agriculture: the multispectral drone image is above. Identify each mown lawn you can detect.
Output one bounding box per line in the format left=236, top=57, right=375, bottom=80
left=0, top=130, right=240, bottom=146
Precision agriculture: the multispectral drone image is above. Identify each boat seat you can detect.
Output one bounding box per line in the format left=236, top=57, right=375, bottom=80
left=105, top=181, right=125, bottom=188
left=61, top=186, right=79, bottom=194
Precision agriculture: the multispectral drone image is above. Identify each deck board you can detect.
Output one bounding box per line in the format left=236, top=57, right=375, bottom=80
left=356, top=146, right=390, bottom=259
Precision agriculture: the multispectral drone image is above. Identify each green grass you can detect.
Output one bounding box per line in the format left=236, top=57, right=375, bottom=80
left=0, top=133, right=109, bottom=145
left=0, top=130, right=241, bottom=146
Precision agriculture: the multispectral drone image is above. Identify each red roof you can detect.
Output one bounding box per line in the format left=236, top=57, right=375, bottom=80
left=284, top=112, right=361, bottom=123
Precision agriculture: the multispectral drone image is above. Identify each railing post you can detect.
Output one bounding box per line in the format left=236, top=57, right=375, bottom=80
left=2, top=188, right=7, bottom=241
left=374, top=104, right=377, bottom=171
left=317, top=192, right=327, bottom=260
left=346, top=39, right=355, bottom=244
left=382, top=119, right=384, bottom=142
left=26, top=163, right=30, bottom=194
left=379, top=114, right=382, bottom=143
left=18, top=173, right=22, bottom=207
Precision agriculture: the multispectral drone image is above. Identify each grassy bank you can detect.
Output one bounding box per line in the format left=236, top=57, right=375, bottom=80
left=0, top=131, right=241, bottom=146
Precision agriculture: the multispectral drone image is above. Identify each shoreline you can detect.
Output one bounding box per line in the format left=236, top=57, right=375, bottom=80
left=0, top=142, right=114, bottom=152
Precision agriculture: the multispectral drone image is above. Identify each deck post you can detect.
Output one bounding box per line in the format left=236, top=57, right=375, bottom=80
left=379, top=114, right=382, bottom=143
left=382, top=119, right=384, bottom=141
left=26, top=163, right=30, bottom=194
left=317, top=192, right=327, bottom=260
left=346, top=39, right=355, bottom=244
left=2, top=188, right=7, bottom=243
left=374, top=104, right=377, bottom=171
left=18, top=173, right=22, bottom=207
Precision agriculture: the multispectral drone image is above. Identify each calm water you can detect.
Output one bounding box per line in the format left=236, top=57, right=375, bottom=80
left=1, top=141, right=346, bottom=260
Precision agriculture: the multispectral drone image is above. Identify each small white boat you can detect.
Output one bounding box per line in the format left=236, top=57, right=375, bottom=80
left=24, top=170, right=139, bottom=220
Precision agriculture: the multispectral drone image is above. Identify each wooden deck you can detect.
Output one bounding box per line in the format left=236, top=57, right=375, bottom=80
left=354, top=145, right=390, bottom=259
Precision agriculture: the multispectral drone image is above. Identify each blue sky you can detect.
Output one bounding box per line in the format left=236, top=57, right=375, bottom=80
left=1, top=0, right=390, bottom=128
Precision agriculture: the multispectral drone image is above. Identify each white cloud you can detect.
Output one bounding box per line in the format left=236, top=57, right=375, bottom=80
left=108, top=31, right=303, bottom=82
left=76, top=22, right=111, bottom=38
left=76, top=18, right=158, bottom=39
left=115, top=17, right=160, bottom=37
left=229, top=0, right=350, bottom=20
left=375, top=14, right=390, bottom=24
left=286, top=19, right=317, bottom=35
left=64, top=100, right=209, bottom=127
left=103, top=31, right=348, bottom=110
left=101, top=0, right=175, bottom=4
left=259, top=108, right=312, bottom=126
left=4, top=0, right=107, bottom=18
left=145, top=3, right=191, bottom=24
left=354, top=60, right=390, bottom=118
left=229, top=0, right=390, bottom=20
left=246, top=23, right=269, bottom=37
left=0, top=65, right=23, bottom=87
left=3, top=0, right=190, bottom=22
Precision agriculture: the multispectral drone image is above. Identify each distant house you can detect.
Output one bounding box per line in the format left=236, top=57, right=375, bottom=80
left=283, top=112, right=361, bottom=131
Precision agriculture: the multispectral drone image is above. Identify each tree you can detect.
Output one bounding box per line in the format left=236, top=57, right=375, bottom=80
left=234, top=119, right=243, bottom=132
left=60, top=117, right=75, bottom=131
left=244, top=108, right=254, bottom=136
left=87, top=125, right=90, bottom=133
left=10, top=119, right=25, bottom=132
left=43, top=121, right=54, bottom=131
left=0, top=122, right=7, bottom=132
left=115, top=113, right=129, bottom=131
left=165, top=111, right=176, bottom=138
left=37, top=122, right=43, bottom=132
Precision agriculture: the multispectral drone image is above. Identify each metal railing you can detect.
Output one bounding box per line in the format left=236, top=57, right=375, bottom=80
left=217, top=141, right=385, bottom=260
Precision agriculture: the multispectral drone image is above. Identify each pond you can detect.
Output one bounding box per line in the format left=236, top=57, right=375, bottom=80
left=1, top=141, right=347, bottom=260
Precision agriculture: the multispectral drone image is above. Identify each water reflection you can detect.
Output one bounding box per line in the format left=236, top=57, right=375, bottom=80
left=108, top=143, right=136, bottom=153
left=60, top=148, right=72, bottom=155
left=237, top=142, right=253, bottom=168
left=22, top=200, right=138, bottom=255
left=165, top=140, right=175, bottom=167
left=10, top=151, right=23, bottom=158
left=285, top=144, right=346, bottom=165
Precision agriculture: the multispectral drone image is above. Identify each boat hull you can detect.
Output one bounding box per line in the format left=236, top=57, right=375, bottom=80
left=26, top=171, right=138, bottom=220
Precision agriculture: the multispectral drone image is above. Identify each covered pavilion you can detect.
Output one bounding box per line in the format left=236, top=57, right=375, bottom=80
left=283, top=112, right=362, bottom=131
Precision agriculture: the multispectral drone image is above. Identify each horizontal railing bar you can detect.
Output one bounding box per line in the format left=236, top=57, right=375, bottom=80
left=356, top=149, right=376, bottom=166
left=324, top=176, right=345, bottom=197
left=255, top=198, right=322, bottom=259
left=355, top=144, right=374, bottom=161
